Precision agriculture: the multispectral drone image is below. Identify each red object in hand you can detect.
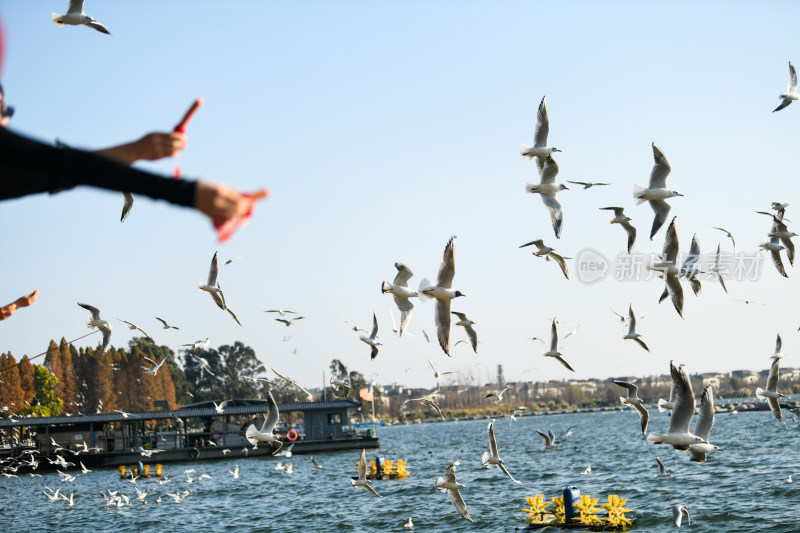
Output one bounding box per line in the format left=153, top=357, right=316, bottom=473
left=214, top=189, right=270, bottom=243
left=173, top=98, right=203, bottom=178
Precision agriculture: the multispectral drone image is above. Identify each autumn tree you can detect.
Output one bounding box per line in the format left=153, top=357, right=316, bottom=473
left=17, top=355, right=35, bottom=406
left=0, top=353, right=25, bottom=415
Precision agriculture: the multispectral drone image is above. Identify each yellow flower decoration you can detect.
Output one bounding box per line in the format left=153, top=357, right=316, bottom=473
left=601, top=494, right=633, bottom=527
left=574, top=494, right=603, bottom=525
left=521, top=494, right=554, bottom=524
left=550, top=495, right=566, bottom=523
left=394, top=459, right=409, bottom=477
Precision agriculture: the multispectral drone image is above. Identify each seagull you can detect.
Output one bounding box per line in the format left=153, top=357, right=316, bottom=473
left=633, top=143, right=683, bottom=240
left=647, top=361, right=707, bottom=450
left=648, top=217, right=684, bottom=318
left=600, top=207, right=637, bottom=253
left=623, top=305, right=650, bottom=352
left=427, top=358, right=455, bottom=380
left=330, top=360, right=351, bottom=397
left=562, top=323, right=581, bottom=340
left=658, top=376, right=678, bottom=413
left=244, top=391, right=283, bottom=454
left=51, top=1, right=111, bottom=35
left=485, top=385, right=512, bottom=403
left=212, top=400, right=228, bottom=415
left=774, top=61, right=799, bottom=112
left=142, top=355, right=168, bottom=376
left=381, top=262, right=418, bottom=336
left=772, top=333, right=784, bottom=359
left=228, top=464, right=239, bottom=479
left=118, top=319, right=152, bottom=340
left=543, top=319, right=574, bottom=372
left=265, top=309, right=299, bottom=316
left=655, top=457, right=670, bottom=477
left=341, top=318, right=367, bottom=333
left=568, top=180, right=609, bottom=189
left=403, top=517, right=414, bottom=530
left=519, top=239, right=569, bottom=279
left=525, top=155, right=569, bottom=239
left=520, top=96, right=562, bottom=165
left=198, top=252, right=241, bottom=326
left=712, top=227, right=736, bottom=253
left=43, top=487, right=61, bottom=503
left=351, top=449, right=380, bottom=497
left=419, top=236, right=465, bottom=356
left=786, top=475, right=793, bottom=483
left=275, top=316, right=304, bottom=327
left=190, top=353, right=215, bottom=376
left=77, top=302, right=112, bottom=354
left=536, top=429, right=557, bottom=450
left=404, top=398, right=446, bottom=421
left=689, top=386, right=723, bottom=463
left=435, top=457, right=472, bottom=522
left=709, top=243, right=728, bottom=293
left=581, top=466, right=592, bottom=475
left=224, top=256, right=242, bottom=265
left=755, top=352, right=784, bottom=421
left=311, top=456, right=323, bottom=469
left=182, top=338, right=210, bottom=351
left=767, top=214, right=796, bottom=266
left=451, top=312, right=478, bottom=353
left=613, top=379, right=650, bottom=435
left=359, top=312, right=381, bottom=360
left=481, top=420, right=521, bottom=483
left=271, top=368, right=313, bottom=398
left=760, top=235, right=788, bottom=278
left=155, top=317, right=179, bottom=330
left=669, top=504, right=691, bottom=527
left=120, top=191, right=134, bottom=222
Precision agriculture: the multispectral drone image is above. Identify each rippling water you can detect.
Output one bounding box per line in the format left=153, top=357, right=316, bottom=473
left=3, top=408, right=799, bottom=532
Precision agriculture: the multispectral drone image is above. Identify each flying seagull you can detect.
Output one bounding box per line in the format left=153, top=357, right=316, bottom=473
left=774, top=61, right=799, bottom=112
left=613, top=380, right=650, bottom=435
left=435, top=457, right=472, bottom=522
left=658, top=374, right=678, bottom=413
left=51, top=1, right=111, bottom=35
left=709, top=244, right=728, bottom=293
left=655, top=457, right=670, bottom=477
left=767, top=213, right=796, bottom=266
left=451, top=312, right=478, bottom=353
left=519, top=239, right=569, bottom=279
left=271, top=368, right=313, bottom=398
left=568, top=180, right=610, bottom=189
left=623, top=305, right=649, bottom=352
left=340, top=318, right=367, bottom=333
left=142, top=355, right=168, bottom=377
left=712, top=227, right=736, bottom=253
left=688, top=386, right=723, bottom=463
left=521, top=96, right=562, bottom=165
left=381, top=262, right=418, bottom=336
left=536, top=429, right=557, bottom=450
left=404, top=398, right=446, bottom=421
left=485, top=385, right=512, bottom=403
left=669, top=504, right=691, bottom=527
left=633, top=143, right=683, bottom=240
left=198, top=252, right=242, bottom=326
left=600, top=207, right=637, bottom=253
left=525, top=155, right=569, bottom=239
left=648, top=217, right=684, bottom=318
left=118, top=319, right=152, bottom=340
left=419, top=236, right=465, bottom=356
left=351, top=449, right=380, bottom=497
left=755, top=351, right=784, bottom=421
left=330, top=360, right=351, bottom=397
left=427, top=358, right=455, bottom=380
left=760, top=235, right=788, bottom=278
left=275, top=316, right=304, bottom=327
left=244, top=391, right=283, bottom=454
left=77, top=302, right=112, bottom=354
left=543, top=319, right=574, bottom=372
left=482, top=420, right=521, bottom=483
left=647, top=361, right=706, bottom=450
left=359, top=312, right=381, bottom=360
left=155, top=317, right=179, bottom=330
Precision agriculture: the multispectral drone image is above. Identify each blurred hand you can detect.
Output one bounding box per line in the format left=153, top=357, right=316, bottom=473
left=194, top=182, right=252, bottom=227
left=131, top=132, right=186, bottom=161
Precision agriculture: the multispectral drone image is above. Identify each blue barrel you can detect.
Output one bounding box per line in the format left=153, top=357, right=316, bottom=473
left=563, top=486, right=580, bottom=521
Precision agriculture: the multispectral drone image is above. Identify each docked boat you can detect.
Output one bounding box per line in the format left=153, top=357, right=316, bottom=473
left=0, top=398, right=378, bottom=472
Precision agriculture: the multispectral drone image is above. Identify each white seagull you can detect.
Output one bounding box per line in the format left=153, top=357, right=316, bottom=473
left=519, top=239, right=569, bottom=279
left=265, top=309, right=299, bottom=316
left=658, top=375, right=678, bottom=413
left=600, top=207, right=637, bottom=253
left=427, top=358, right=455, bottom=380
left=485, top=385, right=512, bottom=403
left=359, top=312, right=381, bottom=360
left=330, top=360, right=351, bottom=397
left=481, top=420, right=521, bottom=483
left=567, top=180, right=609, bottom=189
left=198, top=252, right=242, bottom=326
left=648, top=217, right=684, bottom=318
left=536, top=429, right=557, bottom=450
left=275, top=316, right=304, bottom=327
left=435, top=457, right=472, bottom=522
left=77, top=302, right=112, bottom=354
left=712, top=227, right=736, bottom=253
left=451, top=312, right=478, bottom=353
left=351, top=449, right=380, bottom=497
left=709, top=243, right=728, bottom=293
left=155, top=317, right=179, bottom=330
left=613, top=379, right=650, bottom=436
left=623, top=305, right=650, bottom=352
left=543, top=319, right=574, bottom=372
left=774, top=61, right=799, bottom=112
left=668, top=504, right=691, bottom=527
left=142, top=355, right=168, bottom=377
left=755, top=351, right=784, bottom=421
left=647, top=361, right=707, bottom=450
left=633, top=143, right=683, bottom=240
left=655, top=457, right=670, bottom=477
left=525, top=155, right=569, bottom=239
left=767, top=213, right=796, bottom=266
left=381, top=262, right=418, bottom=336
left=689, top=386, right=723, bottom=463
left=244, top=391, right=283, bottom=454
left=520, top=96, right=562, bottom=165
left=118, top=319, right=152, bottom=340
left=51, top=1, right=111, bottom=35
left=271, top=368, right=313, bottom=398
left=419, top=236, right=465, bottom=356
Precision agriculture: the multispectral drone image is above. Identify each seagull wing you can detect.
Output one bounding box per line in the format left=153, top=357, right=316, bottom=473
left=548, top=252, right=569, bottom=279
left=539, top=154, right=559, bottom=185
left=648, top=200, right=671, bottom=240
left=533, top=96, right=549, bottom=148
left=549, top=319, right=559, bottom=353
left=448, top=488, right=473, bottom=522
left=662, top=217, right=680, bottom=262
left=667, top=361, right=696, bottom=435
left=357, top=448, right=367, bottom=481
left=437, top=236, right=456, bottom=288
left=554, top=355, right=574, bottom=372
left=648, top=142, right=671, bottom=188
left=369, top=312, right=379, bottom=339
left=463, top=324, right=479, bottom=353
left=693, top=386, right=715, bottom=441
left=207, top=252, right=219, bottom=286
left=226, top=307, right=242, bottom=326
left=766, top=357, right=781, bottom=392
left=612, top=380, right=638, bottom=399
left=656, top=456, right=666, bottom=475
left=120, top=192, right=134, bottom=222
left=632, top=402, right=650, bottom=435
left=86, top=20, right=111, bottom=34
left=665, top=274, right=684, bottom=318
left=770, top=249, right=788, bottom=277
left=364, top=483, right=381, bottom=497
left=77, top=302, right=102, bottom=320
left=261, top=391, right=280, bottom=433
left=498, top=463, right=522, bottom=484
left=621, top=221, right=637, bottom=252
left=435, top=299, right=452, bottom=356
left=488, top=421, right=499, bottom=456
left=632, top=337, right=650, bottom=352
left=788, top=61, right=798, bottom=93
left=394, top=296, right=414, bottom=336
left=393, top=262, right=414, bottom=286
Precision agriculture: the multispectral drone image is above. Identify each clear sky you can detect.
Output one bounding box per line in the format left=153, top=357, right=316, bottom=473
left=1, top=1, right=798, bottom=392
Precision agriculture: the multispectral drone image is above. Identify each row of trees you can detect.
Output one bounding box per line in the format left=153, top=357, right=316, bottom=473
left=0, top=337, right=376, bottom=419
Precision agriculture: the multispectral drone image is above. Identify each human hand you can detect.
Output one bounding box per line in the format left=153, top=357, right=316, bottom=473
left=0, top=290, right=38, bottom=321
left=194, top=182, right=268, bottom=241
left=131, top=132, right=186, bottom=162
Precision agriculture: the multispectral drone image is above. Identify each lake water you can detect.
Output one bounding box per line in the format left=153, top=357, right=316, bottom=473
left=2, top=408, right=798, bottom=532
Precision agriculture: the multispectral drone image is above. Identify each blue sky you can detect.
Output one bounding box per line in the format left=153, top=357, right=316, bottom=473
left=1, top=2, right=798, bottom=392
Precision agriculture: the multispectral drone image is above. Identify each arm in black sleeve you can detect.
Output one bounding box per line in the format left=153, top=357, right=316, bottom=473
left=0, top=127, right=197, bottom=207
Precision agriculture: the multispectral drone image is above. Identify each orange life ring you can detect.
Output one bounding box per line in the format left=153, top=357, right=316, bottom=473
left=211, top=431, right=222, bottom=442
left=286, top=429, right=298, bottom=441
